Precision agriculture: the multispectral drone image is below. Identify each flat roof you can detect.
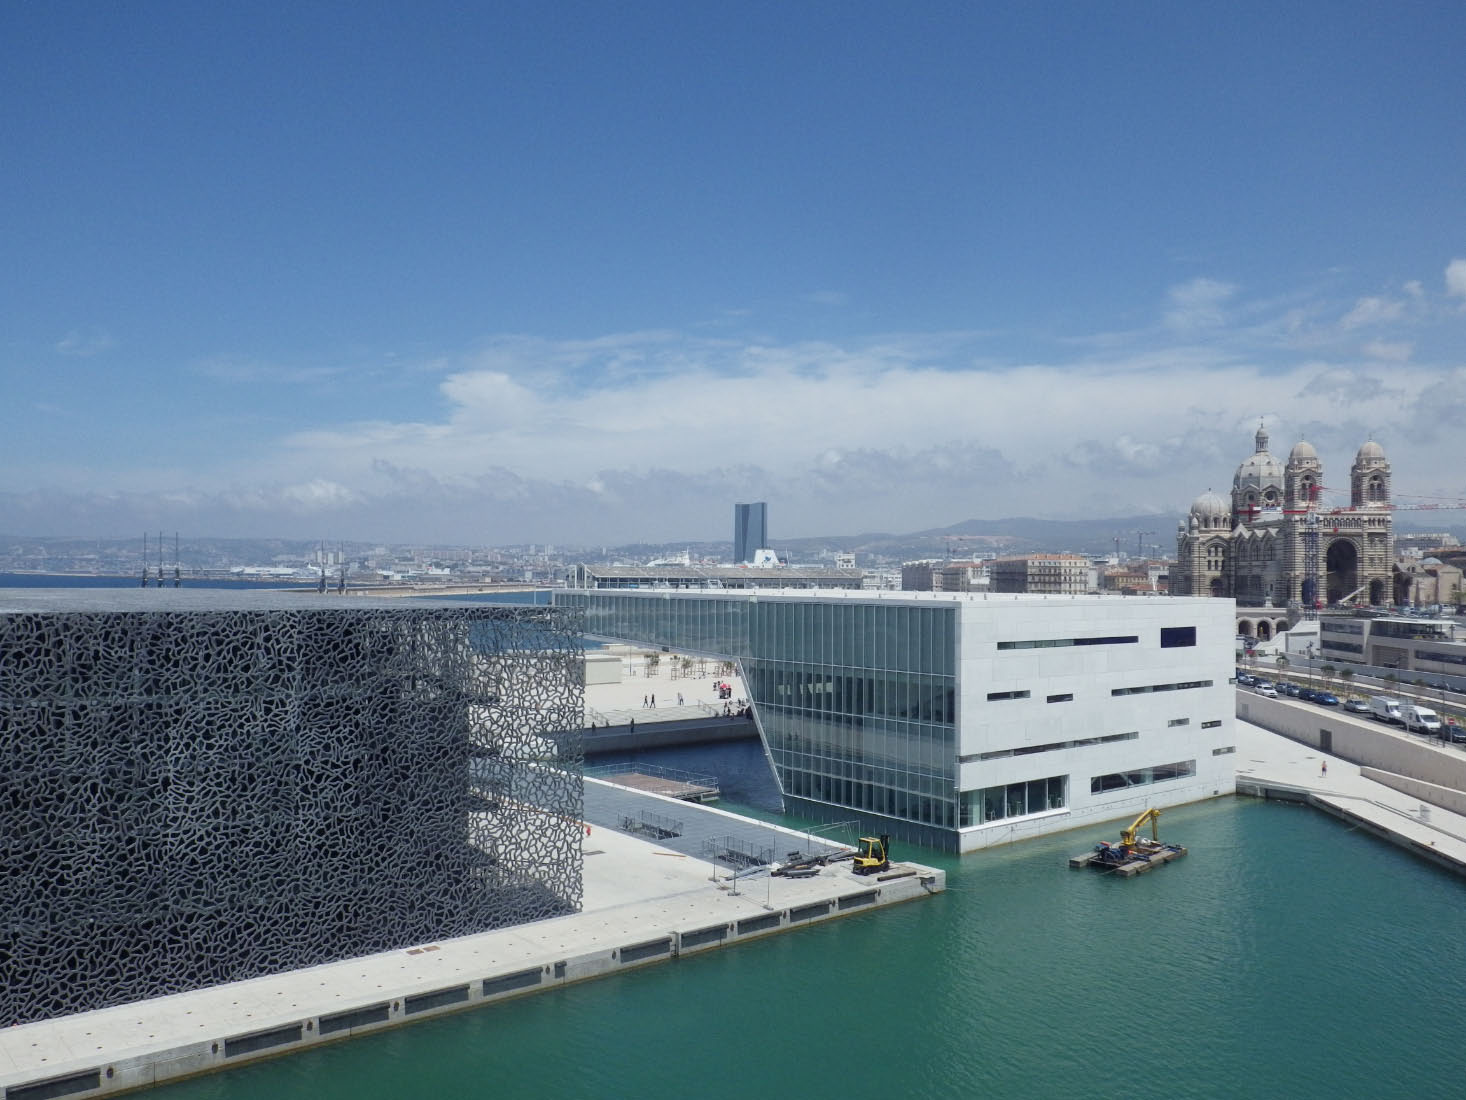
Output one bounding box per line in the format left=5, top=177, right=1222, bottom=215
left=579, top=565, right=861, bottom=580
left=563, top=588, right=1224, bottom=608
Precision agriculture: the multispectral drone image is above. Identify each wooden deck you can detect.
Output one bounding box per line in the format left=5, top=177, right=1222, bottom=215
left=600, top=771, right=720, bottom=802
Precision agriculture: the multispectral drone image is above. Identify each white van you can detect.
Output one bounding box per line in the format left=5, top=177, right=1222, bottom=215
left=1401, top=705, right=1442, bottom=735
left=1368, top=696, right=1403, bottom=724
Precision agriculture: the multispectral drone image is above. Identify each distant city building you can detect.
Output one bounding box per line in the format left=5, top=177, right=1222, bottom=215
left=901, top=560, right=940, bottom=591
left=567, top=563, right=863, bottom=590
left=937, top=560, right=989, bottom=593
left=1396, top=557, right=1464, bottom=608
left=1174, top=425, right=1395, bottom=608
left=989, top=553, right=1089, bottom=594
left=1397, top=533, right=1463, bottom=557
left=0, top=590, right=584, bottom=1027
left=1315, top=613, right=1466, bottom=675
left=734, top=502, right=768, bottom=565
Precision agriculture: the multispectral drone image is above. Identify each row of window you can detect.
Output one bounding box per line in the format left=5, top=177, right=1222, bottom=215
left=989, top=679, right=1214, bottom=703
left=961, top=731, right=1138, bottom=764
left=1111, top=679, right=1213, bottom=696
left=994, top=627, right=1197, bottom=651
left=1322, top=620, right=1365, bottom=635
left=1416, top=649, right=1466, bottom=667
left=961, top=775, right=1067, bottom=826
left=998, top=635, right=1136, bottom=650
left=1321, top=640, right=1364, bottom=654
left=1090, top=759, right=1196, bottom=794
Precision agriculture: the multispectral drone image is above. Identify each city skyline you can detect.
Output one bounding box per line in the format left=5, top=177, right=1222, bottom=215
left=4, top=4, right=1465, bottom=545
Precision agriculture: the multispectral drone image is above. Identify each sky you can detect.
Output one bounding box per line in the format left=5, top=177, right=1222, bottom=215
left=3, top=2, right=1465, bottom=548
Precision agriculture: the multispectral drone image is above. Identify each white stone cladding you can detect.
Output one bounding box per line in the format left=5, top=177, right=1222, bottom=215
left=953, top=595, right=1236, bottom=852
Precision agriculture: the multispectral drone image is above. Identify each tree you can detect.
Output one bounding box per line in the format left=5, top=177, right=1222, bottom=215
left=1340, top=668, right=1354, bottom=698
left=1275, top=654, right=1289, bottom=682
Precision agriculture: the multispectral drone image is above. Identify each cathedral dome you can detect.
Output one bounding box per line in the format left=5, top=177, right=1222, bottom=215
left=1356, top=440, right=1387, bottom=463
left=1288, top=440, right=1319, bottom=463
left=1233, top=451, right=1284, bottom=489
left=1190, top=490, right=1229, bottom=518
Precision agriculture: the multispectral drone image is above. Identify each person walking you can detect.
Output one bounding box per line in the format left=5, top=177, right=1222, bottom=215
left=1321, top=759, right=1328, bottom=778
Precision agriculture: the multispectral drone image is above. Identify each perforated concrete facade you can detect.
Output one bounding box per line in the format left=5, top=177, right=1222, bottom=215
left=0, top=591, right=583, bottom=1027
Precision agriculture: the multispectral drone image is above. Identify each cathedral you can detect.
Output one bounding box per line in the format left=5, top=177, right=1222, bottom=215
left=1174, top=425, right=1394, bottom=609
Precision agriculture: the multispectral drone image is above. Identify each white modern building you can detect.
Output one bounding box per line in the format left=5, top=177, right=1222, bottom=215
left=556, top=589, right=1236, bottom=852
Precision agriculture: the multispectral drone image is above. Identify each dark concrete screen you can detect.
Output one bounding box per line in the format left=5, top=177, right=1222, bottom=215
left=0, top=595, right=583, bottom=1027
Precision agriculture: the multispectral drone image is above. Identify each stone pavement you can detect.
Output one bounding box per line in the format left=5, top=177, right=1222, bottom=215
left=1234, top=718, right=1466, bottom=873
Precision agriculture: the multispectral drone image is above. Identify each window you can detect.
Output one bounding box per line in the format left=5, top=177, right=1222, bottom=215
left=1201, top=720, right=1222, bottom=729
left=1160, top=626, right=1197, bottom=648
left=961, top=731, right=1137, bottom=764
left=1112, top=680, right=1213, bottom=696
left=1212, top=746, right=1236, bottom=755
left=986, top=689, right=1030, bottom=701
left=961, top=774, right=1066, bottom=825
left=1167, top=718, right=1190, bottom=727
left=1090, top=759, right=1196, bottom=795
left=997, top=636, right=1137, bottom=650
left=1047, top=693, right=1073, bottom=704
left=1320, top=640, right=1363, bottom=655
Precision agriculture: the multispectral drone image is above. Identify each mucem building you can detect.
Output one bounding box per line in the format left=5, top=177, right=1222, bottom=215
left=557, top=588, right=1235, bottom=852
left=0, top=590, right=583, bottom=1028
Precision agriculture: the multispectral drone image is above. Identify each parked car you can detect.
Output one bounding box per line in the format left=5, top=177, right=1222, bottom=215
left=1298, top=688, right=1318, bottom=702
left=1255, top=684, right=1278, bottom=698
left=1447, top=722, right=1466, bottom=744
left=1282, top=683, right=1300, bottom=697
left=1237, top=674, right=1255, bottom=686
left=1314, top=692, right=1339, bottom=707
left=1343, top=698, right=1370, bottom=714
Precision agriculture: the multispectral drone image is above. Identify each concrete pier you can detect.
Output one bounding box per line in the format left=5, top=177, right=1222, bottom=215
left=1233, top=718, right=1466, bottom=877
left=0, top=798, right=942, bottom=1099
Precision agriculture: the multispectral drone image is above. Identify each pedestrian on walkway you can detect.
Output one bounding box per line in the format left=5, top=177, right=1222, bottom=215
left=651, top=693, right=656, bottom=708
left=1321, top=759, right=1328, bottom=778
left=642, top=694, right=648, bottom=708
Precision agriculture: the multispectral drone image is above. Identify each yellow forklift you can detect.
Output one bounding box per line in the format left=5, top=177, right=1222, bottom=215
left=851, top=834, right=891, bottom=875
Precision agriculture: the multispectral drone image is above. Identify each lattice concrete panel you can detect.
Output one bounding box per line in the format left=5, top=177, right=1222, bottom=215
left=0, top=602, right=583, bottom=1027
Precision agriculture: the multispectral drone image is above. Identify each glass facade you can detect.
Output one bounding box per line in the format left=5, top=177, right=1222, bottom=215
left=556, top=592, right=958, bottom=836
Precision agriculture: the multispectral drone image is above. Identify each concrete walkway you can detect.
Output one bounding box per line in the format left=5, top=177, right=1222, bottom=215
left=1234, top=718, right=1466, bottom=874
left=0, top=794, right=939, bottom=1099
left=583, top=647, right=746, bottom=728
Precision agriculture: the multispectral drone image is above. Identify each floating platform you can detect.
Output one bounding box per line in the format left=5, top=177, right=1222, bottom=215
left=586, top=762, right=720, bottom=802
left=1069, top=838, right=1188, bottom=877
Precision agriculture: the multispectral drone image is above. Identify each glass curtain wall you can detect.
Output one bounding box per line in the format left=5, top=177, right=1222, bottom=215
left=556, top=593, right=958, bottom=834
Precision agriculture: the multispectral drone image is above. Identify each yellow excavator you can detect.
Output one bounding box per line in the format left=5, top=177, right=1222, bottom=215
left=1088, top=807, right=1169, bottom=869
left=1119, top=808, right=1162, bottom=851
left=851, top=834, right=891, bottom=875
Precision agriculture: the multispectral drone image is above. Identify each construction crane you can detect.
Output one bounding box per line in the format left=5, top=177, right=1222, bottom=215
left=1119, top=807, right=1162, bottom=850
left=1133, top=530, right=1155, bottom=558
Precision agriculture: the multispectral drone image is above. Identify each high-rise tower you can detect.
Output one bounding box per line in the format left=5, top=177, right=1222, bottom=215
left=734, top=502, right=767, bottom=564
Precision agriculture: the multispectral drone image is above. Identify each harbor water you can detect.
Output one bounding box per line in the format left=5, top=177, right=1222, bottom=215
left=147, top=770, right=1466, bottom=1100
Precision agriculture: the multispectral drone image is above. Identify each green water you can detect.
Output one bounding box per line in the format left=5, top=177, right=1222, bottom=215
left=153, top=797, right=1466, bottom=1100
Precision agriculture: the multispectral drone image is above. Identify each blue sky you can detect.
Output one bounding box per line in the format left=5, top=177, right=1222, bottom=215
left=3, top=2, right=1465, bottom=546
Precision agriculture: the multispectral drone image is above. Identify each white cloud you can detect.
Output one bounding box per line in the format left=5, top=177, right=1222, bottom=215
left=1164, top=277, right=1236, bottom=330
left=1362, top=340, right=1413, bottom=362
left=55, top=330, right=114, bottom=357
left=1341, top=296, right=1405, bottom=329
left=805, top=290, right=848, bottom=307
left=1447, top=259, right=1466, bottom=301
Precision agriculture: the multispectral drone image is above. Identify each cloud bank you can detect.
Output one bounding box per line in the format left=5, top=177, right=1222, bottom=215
left=9, top=268, right=1466, bottom=546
